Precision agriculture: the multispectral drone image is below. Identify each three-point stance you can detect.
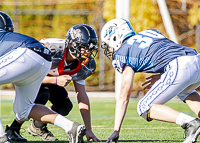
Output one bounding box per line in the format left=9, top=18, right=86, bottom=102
left=101, top=18, right=200, bottom=143
left=5, top=24, right=100, bottom=142
left=0, top=11, right=86, bottom=143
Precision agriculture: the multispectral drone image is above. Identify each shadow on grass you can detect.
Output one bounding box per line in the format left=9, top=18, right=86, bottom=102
left=117, top=140, right=182, bottom=142
left=15, top=140, right=182, bottom=143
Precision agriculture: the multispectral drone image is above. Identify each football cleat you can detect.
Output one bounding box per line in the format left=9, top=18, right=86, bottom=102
left=0, top=133, right=9, bottom=143
left=27, top=121, right=58, bottom=141
left=5, top=125, right=27, bottom=142
left=182, top=118, right=200, bottom=143
left=67, top=122, right=86, bottom=143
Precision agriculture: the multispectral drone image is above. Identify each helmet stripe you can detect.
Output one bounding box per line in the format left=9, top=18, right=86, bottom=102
left=123, top=32, right=135, bottom=40
left=123, top=19, right=134, bottom=31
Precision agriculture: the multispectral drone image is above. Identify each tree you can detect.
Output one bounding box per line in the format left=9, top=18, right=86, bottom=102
left=103, top=0, right=166, bottom=35
left=188, top=2, right=200, bottom=27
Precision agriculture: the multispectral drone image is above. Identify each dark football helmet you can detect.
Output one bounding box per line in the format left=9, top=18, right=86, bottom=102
left=66, top=24, right=98, bottom=66
left=0, top=11, right=14, bottom=32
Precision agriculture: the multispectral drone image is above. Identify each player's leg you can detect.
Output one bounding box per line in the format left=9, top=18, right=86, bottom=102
left=47, top=85, right=83, bottom=143
left=170, top=56, right=200, bottom=143
left=47, top=85, right=84, bottom=143
left=0, top=48, right=37, bottom=142
left=182, top=91, right=200, bottom=143
left=28, top=84, right=73, bottom=141
left=34, top=85, right=50, bottom=105
left=0, top=118, right=5, bottom=136
left=138, top=73, right=195, bottom=123
left=137, top=58, right=193, bottom=121
left=137, top=55, right=200, bottom=142
left=185, top=91, right=200, bottom=117
left=27, top=85, right=57, bottom=141
left=15, top=50, right=85, bottom=143
left=0, top=118, right=9, bottom=143
left=5, top=119, right=27, bottom=142
left=49, top=84, right=73, bottom=116
left=6, top=85, right=50, bottom=142
left=0, top=48, right=85, bottom=143
left=28, top=105, right=86, bottom=143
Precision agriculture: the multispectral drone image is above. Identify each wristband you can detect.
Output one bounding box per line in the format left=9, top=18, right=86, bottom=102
left=55, top=77, right=57, bottom=85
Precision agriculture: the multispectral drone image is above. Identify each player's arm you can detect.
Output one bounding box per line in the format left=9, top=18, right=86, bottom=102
left=42, top=75, right=72, bottom=87
left=42, top=76, right=57, bottom=84
left=73, top=81, right=101, bottom=142
left=106, top=65, right=134, bottom=143
left=73, top=81, right=91, bottom=129
left=114, top=65, right=134, bottom=131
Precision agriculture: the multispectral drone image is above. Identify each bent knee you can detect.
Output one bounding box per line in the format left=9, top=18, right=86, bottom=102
left=137, top=99, right=152, bottom=121
left=34, top=87, right=50, bottom=105
left=52, top=102, right=73, bottom=116
left=14, top=104, right=35, bottom=121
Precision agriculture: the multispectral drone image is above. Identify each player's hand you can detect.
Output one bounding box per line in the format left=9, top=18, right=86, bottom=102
left=86, top=130, right=102, bottom=142
left=142, top=73, right=162, bottom=90
left=106, top=131, right=119, bottom=143
left=56, top=75, right=72, bottom=87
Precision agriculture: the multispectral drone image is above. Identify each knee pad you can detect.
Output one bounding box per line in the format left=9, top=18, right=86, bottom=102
left=137, top=98, right=153, bottom=121
left=34, top=87, right=50, bottom=105
left=51, top=99, right=73, bottom=116
left=140, top=109, right=152, bottom=122
left=137, top=100, right=152, bottom=122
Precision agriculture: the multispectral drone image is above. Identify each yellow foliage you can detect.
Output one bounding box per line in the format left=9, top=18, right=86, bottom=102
left=102, top=0, right=166, bottom=35
left=102, top=0, right=116, bottom=20
left=188, top=3, right=200, bottom=27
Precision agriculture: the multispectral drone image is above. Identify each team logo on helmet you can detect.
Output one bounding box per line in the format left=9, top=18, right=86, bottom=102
left=104, top=26, right=116, bottom=39
left=70, top=28, right=82, bottom=41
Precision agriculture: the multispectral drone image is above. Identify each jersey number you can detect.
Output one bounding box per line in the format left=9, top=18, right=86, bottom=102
left=127, top=30, right=165, bottom=49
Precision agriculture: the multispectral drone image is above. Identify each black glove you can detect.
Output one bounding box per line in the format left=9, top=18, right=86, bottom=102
left=105, top=131, right=119, bottom=143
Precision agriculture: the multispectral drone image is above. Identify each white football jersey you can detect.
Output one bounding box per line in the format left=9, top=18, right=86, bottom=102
left=40, top=38, right=96, bottom=85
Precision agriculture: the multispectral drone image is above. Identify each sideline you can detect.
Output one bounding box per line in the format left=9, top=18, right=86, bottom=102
left=0, top=90, right=181, bottom=101
left=0, top=90, right=116, bottom=99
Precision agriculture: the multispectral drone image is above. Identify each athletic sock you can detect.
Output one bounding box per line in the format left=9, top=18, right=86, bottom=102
left=54, top=114, right=73, bottom=133
left=176, top=112, right=195, bottom=126
left=33, top=120, right=46, bottom=128
left=10, top=119, right=22, bottom=132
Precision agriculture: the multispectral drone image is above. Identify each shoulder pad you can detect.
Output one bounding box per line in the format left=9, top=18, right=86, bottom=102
left=40, top=38, right=66, bottom=69
left=72, top=57, right=96, bottom=81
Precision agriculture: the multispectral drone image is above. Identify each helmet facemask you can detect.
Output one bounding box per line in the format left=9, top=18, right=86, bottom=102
left=80, top=42, right=98, bottom=66
left=101, top=41, right=115, bottom=61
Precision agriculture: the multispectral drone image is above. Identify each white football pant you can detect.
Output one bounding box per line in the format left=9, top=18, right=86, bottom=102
left=0, top=48, right=51, bottom=121
left=0, top=118, right=5, bottom=136
left=137, top=54, right=200, bottom=115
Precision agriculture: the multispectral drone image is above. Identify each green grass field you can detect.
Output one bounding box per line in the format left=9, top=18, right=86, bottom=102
left=0, top=97, right=199, bottom=143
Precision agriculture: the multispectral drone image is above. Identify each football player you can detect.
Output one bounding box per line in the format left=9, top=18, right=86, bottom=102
left=6, top=24, right=101, bottom=142
left=101, top=18, right=200, bottom=143
left=0, top=11, right=86, bottom=143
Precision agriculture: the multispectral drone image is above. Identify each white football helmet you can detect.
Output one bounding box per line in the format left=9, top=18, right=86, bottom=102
left=101, top=18, right=135, bottom=60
